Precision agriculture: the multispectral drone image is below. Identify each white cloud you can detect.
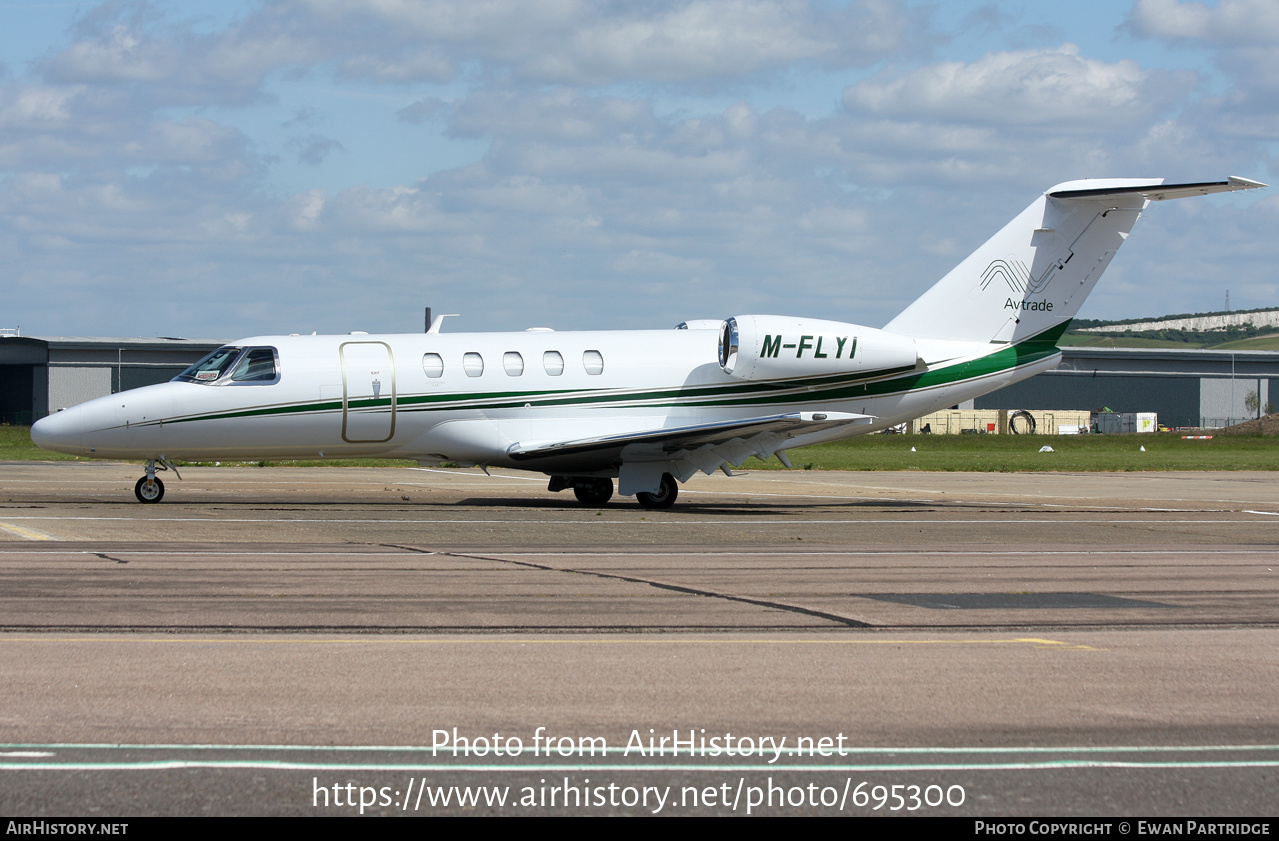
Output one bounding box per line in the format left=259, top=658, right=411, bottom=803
left=339, top=50, right=453, bottom=83
left=38, top=4, right=283, bottom=106
left=0, top=1, right=1272, bottom=340
left=292, top=134, right=345, bottom=165
left=447, top=89, right=658, bottom=142
left=843, top=45, right=1192, bottom=130
left=1128, top=0, right=1279, bottom=122
left=299, top=0, right=922, bottom=85
left=546, top=0, right=876, bottom=83
left=36, top=0, right=921, bottom=97
left=0, top=85, right=78, bottom=129
left=1128, top=0, right=1279, bottom=45
left=0, top=81, right=257, bottom=175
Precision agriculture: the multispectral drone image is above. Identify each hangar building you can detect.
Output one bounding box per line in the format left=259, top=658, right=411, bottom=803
left=0, top=335, right=223, bottom=425
left=974, top=346, right=1279, bottom=429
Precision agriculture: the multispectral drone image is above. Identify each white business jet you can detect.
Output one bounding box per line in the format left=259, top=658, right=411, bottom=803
left=32, top=177, right=1264, bottom=508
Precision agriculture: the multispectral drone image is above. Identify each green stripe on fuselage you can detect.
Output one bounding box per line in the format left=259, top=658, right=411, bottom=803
left=153, top=323, right=1069, bottom=426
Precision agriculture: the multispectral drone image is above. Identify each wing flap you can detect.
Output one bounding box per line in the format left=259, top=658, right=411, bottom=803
left=507, top=411, right=872, bottom=463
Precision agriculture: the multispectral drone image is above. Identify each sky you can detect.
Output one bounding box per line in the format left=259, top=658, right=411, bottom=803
left=1, top=0, right=1276, bottom=340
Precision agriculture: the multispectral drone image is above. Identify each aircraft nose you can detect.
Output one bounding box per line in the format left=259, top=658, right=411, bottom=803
left=31, top=407, right=86, bottom=455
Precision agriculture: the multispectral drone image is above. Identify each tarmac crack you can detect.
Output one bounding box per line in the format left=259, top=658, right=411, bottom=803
left=437, top=549, right=873, bottom=629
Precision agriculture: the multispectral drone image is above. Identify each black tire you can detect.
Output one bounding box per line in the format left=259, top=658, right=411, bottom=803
left=1009, top=410, right=1037, bottom=435
left=134, top=476, right=165, bottom=503
left=573, top=478, right=613, bottom=506
left=636, top=473, right=678, bottom=510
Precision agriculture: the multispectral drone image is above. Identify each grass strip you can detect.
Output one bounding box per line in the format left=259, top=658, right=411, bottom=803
left=5, top=425, right=1274, bottom=472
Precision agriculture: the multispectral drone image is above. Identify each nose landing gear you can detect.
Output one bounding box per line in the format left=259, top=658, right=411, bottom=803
left=134, top=458, right=180, bottom=504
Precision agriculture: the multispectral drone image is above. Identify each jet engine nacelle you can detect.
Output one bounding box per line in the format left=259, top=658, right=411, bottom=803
left=719, top=315, right=920, bottom=381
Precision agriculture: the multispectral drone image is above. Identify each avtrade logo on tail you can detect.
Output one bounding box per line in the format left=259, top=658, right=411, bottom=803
left=1004, top=299, right=1054, bottom=312
left=980, top=258, right=1032, bottom=293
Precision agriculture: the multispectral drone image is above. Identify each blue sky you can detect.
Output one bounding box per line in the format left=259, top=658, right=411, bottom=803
left=2, top=0, right=1276, bottom=339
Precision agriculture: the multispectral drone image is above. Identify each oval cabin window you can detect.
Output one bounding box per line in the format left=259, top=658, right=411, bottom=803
left=463, top=352, right=485, bottom=377
left=503, top=352, right=524, bottom=376
left=582, top=350, right=604, bottom=375
left=543, top=351, right=565, bottom=376
left=422, top=353, right=444, bottom=378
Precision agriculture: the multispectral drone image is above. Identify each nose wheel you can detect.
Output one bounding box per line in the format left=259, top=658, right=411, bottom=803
left=134, top=458, right=178, bottom=503
left=134, top=475, right=165, bottom=503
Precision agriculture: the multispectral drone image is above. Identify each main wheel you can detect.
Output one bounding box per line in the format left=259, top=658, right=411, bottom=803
left=573, top=478, right=613, bottom=506
left=134, top=476, right=165, bottom=503
left=636, top=473, right=678, bottom=510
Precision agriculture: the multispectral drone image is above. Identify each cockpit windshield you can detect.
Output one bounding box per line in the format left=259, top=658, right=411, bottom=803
left=174, top=346, right=279, bottom=385
left=175, top=347, right=243, bottom=383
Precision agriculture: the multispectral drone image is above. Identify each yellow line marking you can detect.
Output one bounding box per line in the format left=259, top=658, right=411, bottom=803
left=1016, top=637, right=1106, bottom=651
left=0, top=522, right=55, bottom=541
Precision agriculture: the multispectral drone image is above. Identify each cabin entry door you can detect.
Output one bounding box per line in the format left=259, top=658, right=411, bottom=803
left=340, top=341, right=396, bottom=443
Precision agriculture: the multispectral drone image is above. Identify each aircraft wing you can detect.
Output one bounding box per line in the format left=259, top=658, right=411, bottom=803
left=507, top=411, right=873, bottom=490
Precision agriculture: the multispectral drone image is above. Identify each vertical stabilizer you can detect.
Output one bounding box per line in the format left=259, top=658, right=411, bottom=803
left=883, top=177, right=1265, bottom=344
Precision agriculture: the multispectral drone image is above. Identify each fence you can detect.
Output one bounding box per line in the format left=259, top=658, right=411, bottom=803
left=906, top=409, right=1092, bottom=435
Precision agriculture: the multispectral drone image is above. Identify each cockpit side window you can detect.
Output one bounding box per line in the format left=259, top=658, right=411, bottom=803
left=229, top=347, right=280, bottom=383
left=175, top=347, right=243, bottom=384
left=174, top=346, right=280, bottom=385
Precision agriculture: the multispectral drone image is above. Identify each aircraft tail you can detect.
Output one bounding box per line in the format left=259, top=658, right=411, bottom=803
left=883, top=177, right=1265, bottom=345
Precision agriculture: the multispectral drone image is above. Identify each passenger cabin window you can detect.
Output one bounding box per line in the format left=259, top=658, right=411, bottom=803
left=463, top=352, right=485, bottom=377
left=503, top=352, right=524, bottom=376
left=422, top=353, right=444, bottom=378
left=543, top=351, right=564, bottom=376
left=583, top=350, right=604, bottom=375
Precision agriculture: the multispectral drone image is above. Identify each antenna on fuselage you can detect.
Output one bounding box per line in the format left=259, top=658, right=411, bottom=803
left=428, top=312, right=460, bottom=334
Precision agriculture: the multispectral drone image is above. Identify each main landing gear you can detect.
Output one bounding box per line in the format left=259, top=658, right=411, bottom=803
left=134, top=458, right=180, bottom=504
left=572, top=478, right=614, bottom=507
left=550, top=473, right=679, bottom=509
left=636, top=473, right=678, bottom=510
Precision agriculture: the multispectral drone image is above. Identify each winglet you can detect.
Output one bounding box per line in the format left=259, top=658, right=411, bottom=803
left=1228, top=175, right=1268, bottom=189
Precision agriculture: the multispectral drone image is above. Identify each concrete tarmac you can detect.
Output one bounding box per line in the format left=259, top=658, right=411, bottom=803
left=1, top=461, right=1277, bottom=816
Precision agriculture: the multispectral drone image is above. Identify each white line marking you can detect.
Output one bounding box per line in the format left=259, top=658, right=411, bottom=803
left=4, top=757, right=1278, bottom=772
left=3, top=741, right=1279, bottom=772
left=0, top=548, right=1271, bottom=558
left=6, top=741, right=1278, bottom=754
left=0, top=515, right=1270, bottom=526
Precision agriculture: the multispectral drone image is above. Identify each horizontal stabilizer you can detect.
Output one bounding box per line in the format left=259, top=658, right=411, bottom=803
left=1049, top=176, right=1266, bottom=202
